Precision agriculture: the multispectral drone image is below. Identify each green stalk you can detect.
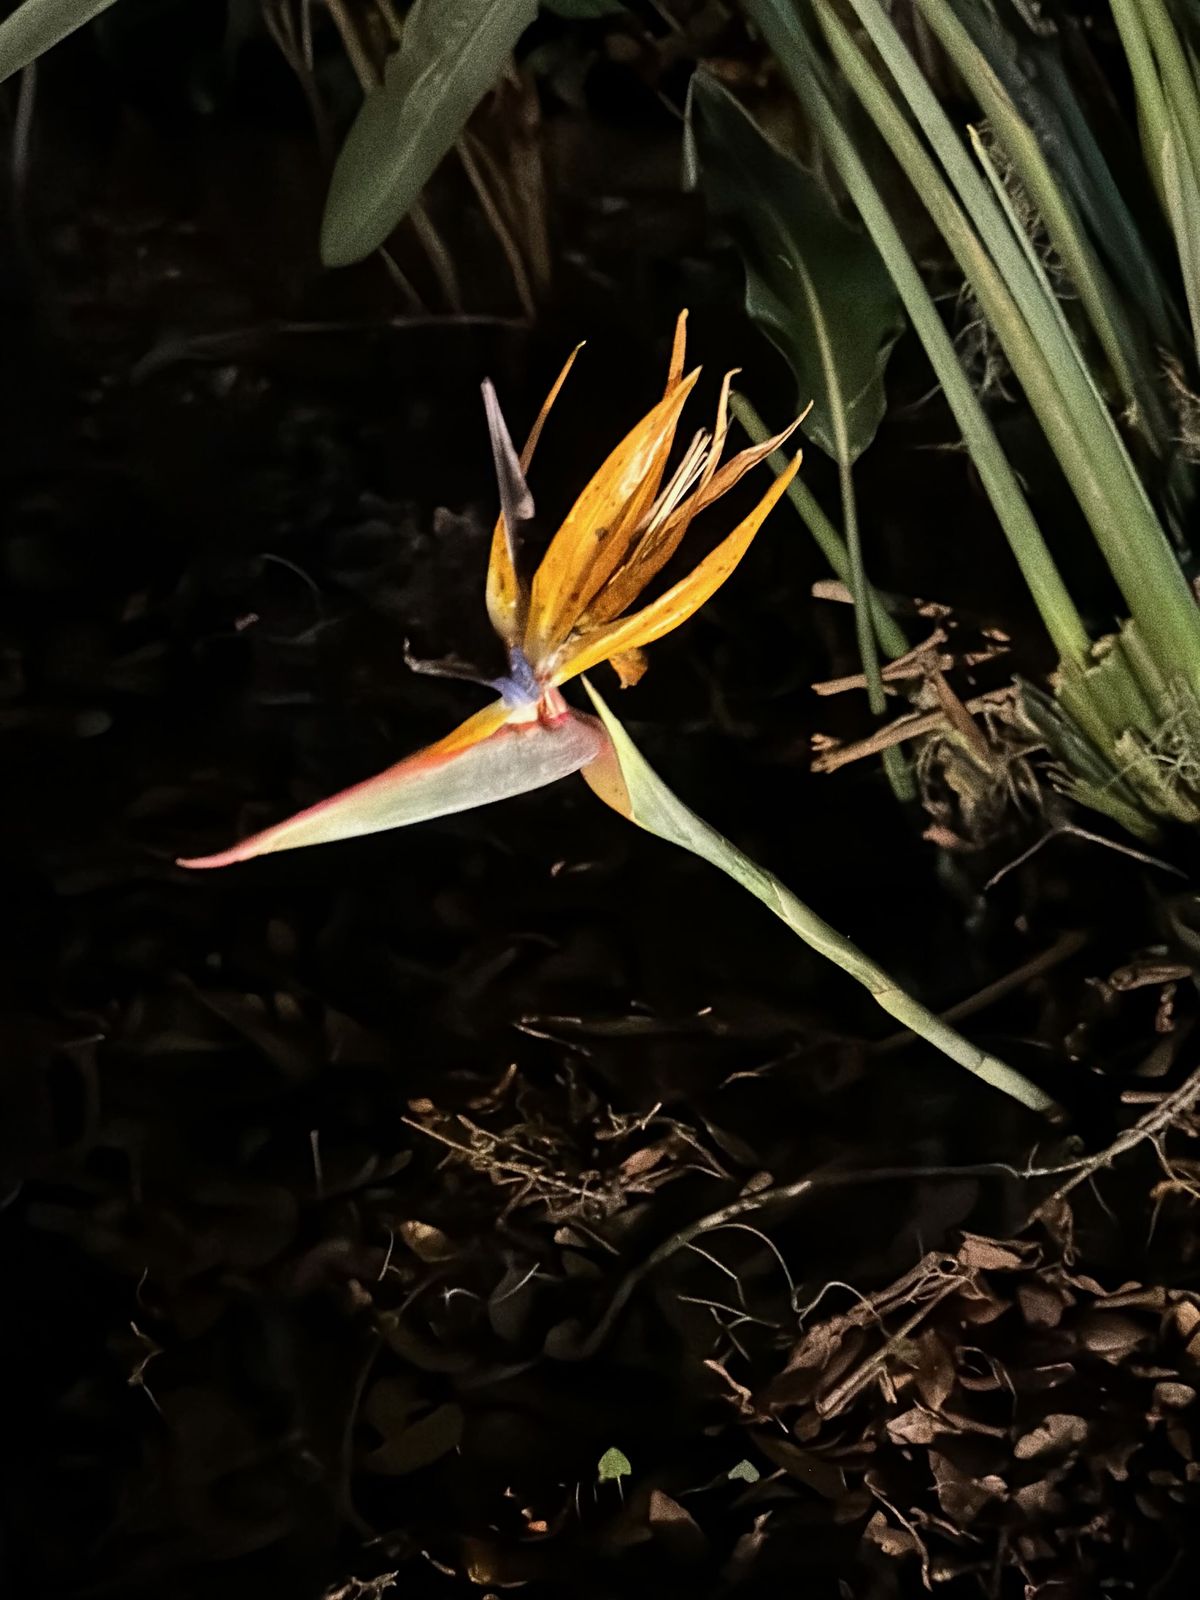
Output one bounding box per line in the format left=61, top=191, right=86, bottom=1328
left=1162, top=112, right=1200, bottom=356
left=840, top=454, right=916, bottom=800
left=733, top=394, right=916, bottom=799
left=817, top=0, right=1200, bottom=695
left=586, top=680, right=1056, bottom=1114
left=1112, top=0, right=1200, bottom=363
left=732, top=393, right=910, bottom=659
left=1132, top=0, right=1200, bottom=198
left=1118, top=620, right=1171, bottom=717
left=788, top=221, right=914, bottom=798
left=970, top=124, right=1127, bottom=457
left=741, top=0, right=1093, bottom=674
left=1110, top=0, right=1173, bottom=212
left=916, top=0, right=1160, bottom=441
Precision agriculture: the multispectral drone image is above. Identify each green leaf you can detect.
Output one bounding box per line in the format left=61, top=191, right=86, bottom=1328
left=728, top=1459, right=761, bottom=1483
left=684, top=69, right=902, bottom=467
left=597, top=1446, right=632, bottom=1483
left=582, top=681, right=1055, bottom=1115
left=320, top=0, right=537, bottom=268
left=0, top=0, right=119, bottom=81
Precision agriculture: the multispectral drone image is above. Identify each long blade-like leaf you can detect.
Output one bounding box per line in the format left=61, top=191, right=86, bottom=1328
left=685, top=70, right=902, bottom=467
left=320, top=0, right=537, bottom=268
left=0, top=0, right=117, bottom=81
left=581, top=680, right=1054, bottom=1114
left=953, top=0, right=1176, bottom=349
left=179, top=702, right=602, bottom=868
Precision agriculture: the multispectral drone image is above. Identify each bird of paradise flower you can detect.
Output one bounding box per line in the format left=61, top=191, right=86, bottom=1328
left=178, top=314, right=803, bottom=870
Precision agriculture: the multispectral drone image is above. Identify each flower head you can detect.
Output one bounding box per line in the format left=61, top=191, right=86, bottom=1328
left=179, top=316, right=802, bottom=868
left=484, top=311, right=801, bottom=699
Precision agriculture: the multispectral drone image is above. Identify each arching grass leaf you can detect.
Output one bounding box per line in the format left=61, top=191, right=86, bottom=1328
left=0, top=0, right=118, bottom=81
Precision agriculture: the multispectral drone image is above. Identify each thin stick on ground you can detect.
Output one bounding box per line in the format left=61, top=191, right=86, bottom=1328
left=1025, top=1056, right=1200, bottom=1223
left=563, top=1058, right=1200, bottom=1360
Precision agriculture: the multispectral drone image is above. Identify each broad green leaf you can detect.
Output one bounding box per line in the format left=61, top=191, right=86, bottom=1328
left=581, top=682, right=1054, bottom=1114
left=684, top=70, right=902, bottom=467
left=597, top=1446, right=632, bottom=1483
left=0, top=0, right=119, bottom=81
left=728, top=1459, right=761, bottom=1483
left=320, top=0, right=537, bottom=268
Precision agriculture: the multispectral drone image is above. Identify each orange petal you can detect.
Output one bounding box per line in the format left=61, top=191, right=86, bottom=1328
left=550, top=450, right=802, bottom=687
left=664, top=309, right=688, bottom=395
left=485, top=344, right=583, bottom=646
left=427, top=697, right=515, bottom=755
left=594, top=311, right=696, bottom=585
left=525, top=368, right=701, bottom=660
left=583, top=369, right=743, bottom=628
left=688, top=411, right=806, bottom=513
left=176, top=697, right=595, bottom=868
left=520, top=343, right=585, bottom=473
left=594, top=411, right=805, bottom=625
left=609, top=647, right=648, bottom=688
left=697, top=367, right=737, bottom=492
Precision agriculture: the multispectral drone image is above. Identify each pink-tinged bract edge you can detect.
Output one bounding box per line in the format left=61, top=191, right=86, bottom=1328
left=176, top=703, right=603, bottom=870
